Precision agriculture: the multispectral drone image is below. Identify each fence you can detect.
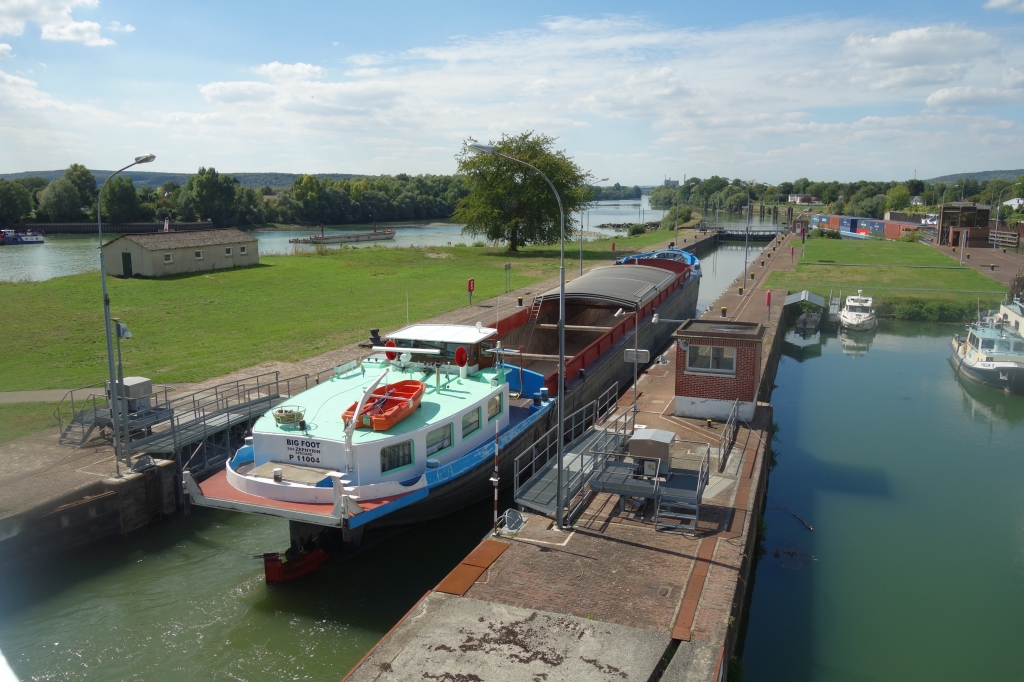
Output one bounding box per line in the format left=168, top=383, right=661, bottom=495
left=719, top=398, right=739, bottom=472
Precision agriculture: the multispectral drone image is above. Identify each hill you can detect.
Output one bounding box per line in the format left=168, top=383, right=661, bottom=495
left=925, top=169, right=1024, bottom=184
left=0, top=170, right=363, bottom=190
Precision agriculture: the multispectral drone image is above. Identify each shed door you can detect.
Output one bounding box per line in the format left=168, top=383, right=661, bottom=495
left=121, top=252, right=133, bottom=278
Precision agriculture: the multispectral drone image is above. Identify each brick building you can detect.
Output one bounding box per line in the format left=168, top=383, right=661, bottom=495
left=673, top=320, right=765, bottom=421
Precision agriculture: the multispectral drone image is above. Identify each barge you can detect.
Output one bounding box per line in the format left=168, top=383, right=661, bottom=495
left=183, top=257, right=700, bottom=561
left=950, top=300, right=1024, bottom=394
left=288, top=229, right=395, bottom=244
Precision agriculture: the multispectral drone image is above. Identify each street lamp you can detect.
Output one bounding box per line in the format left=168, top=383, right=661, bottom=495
left=112, top=319, right=133, bottom=466
left=469, top=143, right=568, bottom=531
left=98, top=154, right=155, bottom=469
left=743, top=180, right=754, bottom=294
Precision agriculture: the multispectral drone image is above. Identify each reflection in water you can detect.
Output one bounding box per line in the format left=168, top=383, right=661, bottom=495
left=782, top=330, right=822, bottom=362
left=839, top=327, right=876, bottom=358
left=743, top=323, right=1024, bottom=682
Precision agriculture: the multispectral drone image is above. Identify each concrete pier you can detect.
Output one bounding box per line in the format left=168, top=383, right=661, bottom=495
left=342, top=233, right=795, bottom=681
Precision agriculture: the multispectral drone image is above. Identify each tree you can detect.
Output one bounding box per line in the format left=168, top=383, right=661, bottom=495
left=13, top=177, right=49, bottom=209
left=452, top=132, right=592, bottom=251
left=38, top=177, right=82, bottom=221
left=0, top=179, right=32, bottom=226
left=906, top=179, right=924, bottom=195
left=886, top=185, right=911, bottom=211
left=176, top=167, right=239, bottom=226
left=63, top=163, right=97, bottom=207
left=103, top=176, right=143, bottom=223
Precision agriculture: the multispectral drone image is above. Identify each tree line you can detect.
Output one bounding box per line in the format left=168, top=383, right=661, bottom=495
left=0, top=165, right=470, bottom=228
left=649, top=175, right=1024, bottom=222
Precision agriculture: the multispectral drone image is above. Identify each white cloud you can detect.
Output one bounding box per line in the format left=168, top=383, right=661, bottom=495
left=107, top=20, right=133, bottom=32
left=985, top=0, right=1024, bottom=11
left=0, top=42, right=11, bottom=57
left=0, top=0, right=117, bottom=46
left=2, top=15, right=1024, bottom=181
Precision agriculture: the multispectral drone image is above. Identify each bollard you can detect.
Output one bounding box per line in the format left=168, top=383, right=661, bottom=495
left=991, top=264, right=995, bottom=271
left=751, top=272, right=755, bottom=280
left=767, top=252, right=771, bottom=258
left=706, top=419, right=713, bottom=428
left=517, top=296, right=523, bottom=307
left=738, top=285, right=744, bottom=294
left=722, top=306, right=728, bottom=317
left=761, top=259, right=765, bottom=266
left=967, top=253, right=970, bottom=260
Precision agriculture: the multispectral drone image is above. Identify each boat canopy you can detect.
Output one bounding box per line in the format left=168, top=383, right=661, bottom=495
left=386, top=323, right=497, bottom=345
left=536, top=265, right=675, bottom=308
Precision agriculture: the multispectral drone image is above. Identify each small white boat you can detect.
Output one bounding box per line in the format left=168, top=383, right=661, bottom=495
left=839, top=290, right=877, bottom=331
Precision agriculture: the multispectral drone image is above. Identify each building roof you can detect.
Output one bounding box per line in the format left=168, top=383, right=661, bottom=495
left=386, top=324, right=497, bottom=345
left=104, top=228, right=257, bottom=251
left=675, top=319, right=765, bottom=342
left=537, top=265, right=675, bottom=308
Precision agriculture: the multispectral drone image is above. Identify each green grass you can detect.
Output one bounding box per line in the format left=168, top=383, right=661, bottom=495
left=0, top=402, right=59, bottom=444
left=765, top=238, right=1006, bottom=320
left=0, top=231, right=674, bottom=391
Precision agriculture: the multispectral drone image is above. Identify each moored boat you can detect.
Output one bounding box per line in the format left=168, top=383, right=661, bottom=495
left=0, top=229, right=44, bottom=245
left=288, top=229, right=395, bottom=244
left=183, top=255, right=700, bottom=571
left=839, top=290, right=877, bottom=331
left=616, top=248, right=701, bottom=278
left=950, top=310, right=1024, bottom=394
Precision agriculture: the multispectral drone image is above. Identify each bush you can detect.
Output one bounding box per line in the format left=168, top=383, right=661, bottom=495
left=898, top=230, right=920, bottom=243
left=627, top=223, right=646, bottom=236
left=809, top=228, right=841, bottom=239
left=453, top=242, right=467, bottom=247
left=471, top=240, right=487, bottom=247
left=873, top=296, right=999, bottom=321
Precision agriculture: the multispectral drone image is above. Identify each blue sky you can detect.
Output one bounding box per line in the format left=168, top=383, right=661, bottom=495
left=1, top=1, right=1023, bottom=184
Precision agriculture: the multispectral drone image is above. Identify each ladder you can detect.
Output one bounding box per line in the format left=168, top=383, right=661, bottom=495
left=528, top=295, right=543, bottom=322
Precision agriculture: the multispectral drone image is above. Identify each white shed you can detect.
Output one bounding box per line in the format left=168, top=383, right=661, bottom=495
left=102, top=229, right=259, bottom=278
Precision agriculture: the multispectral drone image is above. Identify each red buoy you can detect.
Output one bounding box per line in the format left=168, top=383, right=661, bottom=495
left=384, top=339, right=397, bottom=361
left=455, top=346, right=468, bottom=367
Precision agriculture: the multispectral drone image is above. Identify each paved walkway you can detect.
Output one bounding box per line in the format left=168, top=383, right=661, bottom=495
left=929, top=239, right=1023, bottom=288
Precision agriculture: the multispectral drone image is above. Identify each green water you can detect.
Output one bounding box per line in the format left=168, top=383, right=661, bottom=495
left=0, top=503, right=499, bottom=680
left=743, top=322, right=1024, bottom=681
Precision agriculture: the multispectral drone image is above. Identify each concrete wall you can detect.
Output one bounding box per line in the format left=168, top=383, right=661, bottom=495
left=104, top=240, right=258, bottom=277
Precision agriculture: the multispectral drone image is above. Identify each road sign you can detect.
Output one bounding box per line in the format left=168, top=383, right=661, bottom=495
left=624, top=349, right=650, bottom=363
left=467, top=278, right=475, bottom=292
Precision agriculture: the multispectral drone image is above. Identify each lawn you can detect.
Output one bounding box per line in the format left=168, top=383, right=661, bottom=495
left=1, top=230, right=675, bottom=391
left=765, top=237, right=1006, bottom=320
left=0, top=402, right=59, bottom=444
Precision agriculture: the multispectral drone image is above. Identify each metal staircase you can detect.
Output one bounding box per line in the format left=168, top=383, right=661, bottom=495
left=654, top=497, right=700, bottom=533
left=55, top=386, right=110, bottom=446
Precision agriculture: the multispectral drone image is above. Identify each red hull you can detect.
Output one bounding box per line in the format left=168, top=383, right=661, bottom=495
left=262, top=549, right=328, bottom=583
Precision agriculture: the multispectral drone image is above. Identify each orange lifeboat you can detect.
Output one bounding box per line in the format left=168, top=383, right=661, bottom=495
left=342, top=380, right=426, bottom=431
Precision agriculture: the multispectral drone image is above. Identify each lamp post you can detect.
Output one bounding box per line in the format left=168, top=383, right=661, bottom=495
left=112, top=318, right=132, bottom=467
left=98, top=154, right=155, bottom=469
left=469, top=143, right=568, bottom=531
left=743, top=181, right=754, bottom=293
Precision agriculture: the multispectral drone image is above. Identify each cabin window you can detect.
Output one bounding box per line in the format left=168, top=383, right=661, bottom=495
left=980, top=339, right=995, bottom=350
left=380, top=440, right=413, bottom=473
left=1013, top=341, right=1024, bottom=352
left=487, top=394, right=502, bottom=421
left=194, top=250, right=203, bottom=260
left=968, top=333, right=979, bottom=349
left=240, top=245, right=247, bottom=255
left=687, top=345, right=736, bottom=375
left=225, top=247, right=233, bottom=257
left=163, top=253, right=173, bottom=264
left=995, top=339, right=1012, bottom=352
left=462, top=408, right=481, bottom=438
left=426, top=424, right=453, bottom=457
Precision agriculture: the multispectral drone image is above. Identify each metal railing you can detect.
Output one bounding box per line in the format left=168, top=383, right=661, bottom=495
left=589, top=407, right=636, bottom=460
left=989, top=231, right=1020, bottom=248
left=130, top=372, right=309, bottom=458
left=719, top=398, right=739, bottom=472
left=55, top=381, right=174, bottom=446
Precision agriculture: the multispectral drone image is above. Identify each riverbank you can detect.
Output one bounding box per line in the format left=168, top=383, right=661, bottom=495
left=0, top=231, right=678, bottom=392
left=764, top=237, right=1006, bottom=320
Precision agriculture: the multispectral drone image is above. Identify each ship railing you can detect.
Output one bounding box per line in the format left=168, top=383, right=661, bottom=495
left=719, top=398, right=739, bottom=472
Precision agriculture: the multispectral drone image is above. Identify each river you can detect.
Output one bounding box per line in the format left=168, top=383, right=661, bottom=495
left=0, top=240, right=761, bottom=681
left=0, top=197, right=677, bottom=283
left=742, top=323, right=1024, bottom=681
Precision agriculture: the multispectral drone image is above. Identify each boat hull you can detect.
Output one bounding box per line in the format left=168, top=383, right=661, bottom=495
left=949, top=352, right=1024, bottom=394
left=840, top=315, right=876, bottom=331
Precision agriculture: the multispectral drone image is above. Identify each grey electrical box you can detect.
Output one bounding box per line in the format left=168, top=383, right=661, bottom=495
left=628, top=429, right=674, bottom=473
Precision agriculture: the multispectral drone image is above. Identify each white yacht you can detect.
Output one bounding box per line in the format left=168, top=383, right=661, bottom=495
left=839, top=290, right=877, bottom=331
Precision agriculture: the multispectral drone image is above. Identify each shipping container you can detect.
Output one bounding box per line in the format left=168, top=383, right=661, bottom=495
left=829, top=215, right=841, bottom=228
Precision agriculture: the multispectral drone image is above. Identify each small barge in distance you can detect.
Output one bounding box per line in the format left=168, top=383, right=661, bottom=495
left=288, top=229, right=395, bottom=245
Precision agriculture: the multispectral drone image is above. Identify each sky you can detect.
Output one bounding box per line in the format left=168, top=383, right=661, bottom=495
left=1, top=0, right=1024, bottom=184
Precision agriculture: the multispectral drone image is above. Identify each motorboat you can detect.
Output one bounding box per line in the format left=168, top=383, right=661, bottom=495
left=950, top=311, right=1024, bottom=394
left=839, top=290, right=877, bottom=330
left=0, top=229, right=44, bottom=245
